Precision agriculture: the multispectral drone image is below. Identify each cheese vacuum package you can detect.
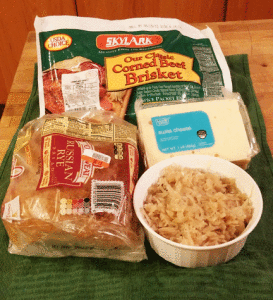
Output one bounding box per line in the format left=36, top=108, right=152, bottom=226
left=1, top=110, right=147, bottom=262
left=135, top=93, right=260, bottom=170
left=34, top=16, right=232, bottom=123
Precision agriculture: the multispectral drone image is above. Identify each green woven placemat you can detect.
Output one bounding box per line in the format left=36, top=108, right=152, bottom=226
left=1, top=55, right=273, bottom=300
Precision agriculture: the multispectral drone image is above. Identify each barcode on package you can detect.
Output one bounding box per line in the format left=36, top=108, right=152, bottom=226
left=70, top=106, right=98, bottom=112
left=92, top=151, right=110, bottom=163
left=91, top=180, right=124, bottom=215
left=82, top=149, right=111, bottom=168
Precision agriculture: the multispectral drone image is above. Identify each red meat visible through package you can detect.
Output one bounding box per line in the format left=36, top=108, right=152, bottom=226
left=43, top=60, right=107, bottom=114
left=43, top=68, right=74, bottom=114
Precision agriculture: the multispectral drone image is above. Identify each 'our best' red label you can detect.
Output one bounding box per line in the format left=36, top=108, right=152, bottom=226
left=96, top=34, right=163, bottom=50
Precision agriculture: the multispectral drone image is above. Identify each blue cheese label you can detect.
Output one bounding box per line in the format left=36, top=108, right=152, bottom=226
left=152, top=111, right=215, bottom=153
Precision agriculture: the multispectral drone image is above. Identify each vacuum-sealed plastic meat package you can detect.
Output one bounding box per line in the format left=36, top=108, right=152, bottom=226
left=1, top=110, right=146, bottom=262
left=34, top=16, right=232, bottom=124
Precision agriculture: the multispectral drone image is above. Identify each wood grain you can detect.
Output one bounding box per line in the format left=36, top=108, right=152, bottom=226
left=226, top=0, right=273, bottom=21
left=0, top=0, right=77, bottom=104
left=0, top=20, right=273, bottom=165
left=76, top=0, right=226, bottom=22
left=0, top=31, right=37, bottom=163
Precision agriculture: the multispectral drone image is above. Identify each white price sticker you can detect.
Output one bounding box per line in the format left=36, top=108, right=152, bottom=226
left=2, top=196, right=21, bottom=223
left=62, top=69, right=101, bottom=111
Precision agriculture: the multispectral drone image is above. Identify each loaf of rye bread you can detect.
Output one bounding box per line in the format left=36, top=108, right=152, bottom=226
left=1, top=110, right=146, bottom=261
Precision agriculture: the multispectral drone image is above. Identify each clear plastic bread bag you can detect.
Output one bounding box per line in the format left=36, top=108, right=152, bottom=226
left=1, top=110, right=147, bottom=262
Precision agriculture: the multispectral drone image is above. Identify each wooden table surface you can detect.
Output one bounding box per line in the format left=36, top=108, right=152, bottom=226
left=0, top=19, right=273, bottom=165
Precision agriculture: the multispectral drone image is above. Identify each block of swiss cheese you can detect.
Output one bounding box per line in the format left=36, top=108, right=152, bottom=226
left=136, top=99, right=252, bottom=169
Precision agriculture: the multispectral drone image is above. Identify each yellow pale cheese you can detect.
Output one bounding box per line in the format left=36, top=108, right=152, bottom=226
left=136, top=99, right=252, bottom=169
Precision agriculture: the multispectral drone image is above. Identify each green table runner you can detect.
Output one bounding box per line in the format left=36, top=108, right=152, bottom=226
left=1, top=55, right=273, bottom=299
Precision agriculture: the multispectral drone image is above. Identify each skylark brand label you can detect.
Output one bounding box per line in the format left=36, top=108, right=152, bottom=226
left=96, top=34, right=163, bottom=49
